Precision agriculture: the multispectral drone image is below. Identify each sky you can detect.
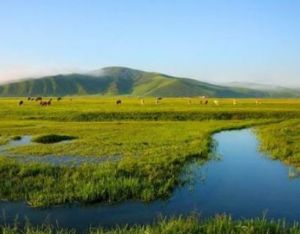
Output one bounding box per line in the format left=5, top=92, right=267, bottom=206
left=1, top=0, right=300, bottom=86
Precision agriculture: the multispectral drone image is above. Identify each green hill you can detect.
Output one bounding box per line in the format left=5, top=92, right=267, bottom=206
left=0, top=66, right=299, bottom=97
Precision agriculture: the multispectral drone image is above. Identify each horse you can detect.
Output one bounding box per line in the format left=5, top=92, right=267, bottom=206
left=116, top=100, right=122, bottom=105
left=19, top=100, right=24, bottom=106
left=40, top=100, right=51, bottom=106
left=156, top=97, right=162, bottom=104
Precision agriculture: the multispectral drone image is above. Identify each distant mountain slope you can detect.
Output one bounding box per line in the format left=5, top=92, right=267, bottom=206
left=0, top=66, right=299, bottom=97
left=224, top=82, right=300, bottom=98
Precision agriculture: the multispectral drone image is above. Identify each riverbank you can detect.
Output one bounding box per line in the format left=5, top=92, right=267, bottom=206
left=2, top=215, right=300, bottom=234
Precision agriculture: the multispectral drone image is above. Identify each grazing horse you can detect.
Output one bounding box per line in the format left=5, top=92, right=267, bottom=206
left=40, top=101, right=47, bottom=106
left=19, top=100, right=24, bottom=106
left=156, top=97, right=162, bottom=105
left=204, top=100, right=209, bottom=105
left=40, top=100, right=51, bottom=106
left=35, top=97, right=42, bottom=101
left=57, top=97, right=62, bottom=101
left=116, top=100, right=122, bottom=105
left=27, top=97, right=31, bottom=101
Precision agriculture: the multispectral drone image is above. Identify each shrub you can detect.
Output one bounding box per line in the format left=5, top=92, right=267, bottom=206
left=33, top=134, right=77, bottom=144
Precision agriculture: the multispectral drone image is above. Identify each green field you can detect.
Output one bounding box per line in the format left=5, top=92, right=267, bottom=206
left=1, top=97, right=300, bottom=232
left=2, top=97, right=300, bottom=121
left=0, top=97, right=300, bottom=206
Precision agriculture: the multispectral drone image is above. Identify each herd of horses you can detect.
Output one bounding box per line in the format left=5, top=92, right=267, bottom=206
left=18, top=97, right=261, bottom=106
left=18, top=96, right=63, bottom=106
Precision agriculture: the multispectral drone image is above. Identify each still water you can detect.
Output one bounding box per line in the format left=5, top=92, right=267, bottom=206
left=1, top=129, right=300, bottom=231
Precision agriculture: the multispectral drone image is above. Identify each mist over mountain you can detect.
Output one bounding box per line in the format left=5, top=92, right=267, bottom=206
left=0, top=66, right=299, bottom=98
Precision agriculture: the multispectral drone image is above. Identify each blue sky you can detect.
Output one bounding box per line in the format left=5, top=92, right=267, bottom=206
left=1, top=0, right=300, bottom=86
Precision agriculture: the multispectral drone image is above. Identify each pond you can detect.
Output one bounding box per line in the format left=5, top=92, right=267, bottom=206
left=0, top=136, right=121, bottom=165
left=1, top=129, right=300, bottom=231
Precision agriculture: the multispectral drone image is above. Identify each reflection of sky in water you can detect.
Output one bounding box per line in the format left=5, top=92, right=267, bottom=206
left=1, top=129, right=300, bottom=232
left=288, top=167, right=300, bottom=179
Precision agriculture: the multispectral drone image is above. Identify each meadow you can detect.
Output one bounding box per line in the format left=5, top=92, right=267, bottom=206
left=0, top=97, right=299, bottom=206
left=1, top=97, right=300, bottom=121
left=256, top=120, right=300, bottom=168
left=0, top=119, right=265, bottom=207
left=1, top=97, right=300, bottom=232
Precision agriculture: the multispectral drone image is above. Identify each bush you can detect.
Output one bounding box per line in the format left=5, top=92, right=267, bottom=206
left=33, top=134, right=77, bottom=144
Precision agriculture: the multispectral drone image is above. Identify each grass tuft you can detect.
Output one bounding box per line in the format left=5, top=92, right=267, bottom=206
left=33, top=134, right=77, bottom=144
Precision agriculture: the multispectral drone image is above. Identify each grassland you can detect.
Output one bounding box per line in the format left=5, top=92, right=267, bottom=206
left=2, top=216, right=300, bottom=234
left=2, top=97, right=300, bottom=121
left=0, top=119, right=265, bottom=207
left=256, top=120, right=300, bottom=168
left=0, top=98, right=299, bottom=208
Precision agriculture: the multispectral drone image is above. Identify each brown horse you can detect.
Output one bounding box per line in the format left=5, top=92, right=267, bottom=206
left=19, top=100, right=24, bottom=106
left=116, top=100, right=122, bottom=105
left=40, top=100, right=51, bottom=106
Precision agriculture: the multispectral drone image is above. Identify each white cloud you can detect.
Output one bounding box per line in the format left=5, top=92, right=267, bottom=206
left=0, top=64, right=86, bottom=84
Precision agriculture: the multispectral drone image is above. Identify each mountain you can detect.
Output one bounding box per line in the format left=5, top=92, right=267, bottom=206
left=0, top=66, right=299, bottom=97
left=224, top=82, right=300, bottom=97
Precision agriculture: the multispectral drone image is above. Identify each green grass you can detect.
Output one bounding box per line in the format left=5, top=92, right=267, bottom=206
left=11, top=136, right=22, bottom=141
left=1, top=97, right=300, bottom=121
left=2, top=215, right=300, bottom=234
left=256, top=120, right=300, bottom=168
left=91, top=215, right=300, bottom=234
left=0, top=97, right=298, bottom=207
left=32, top=134, right=77, bottom=144
left=0, top=119, right=265, bottom=207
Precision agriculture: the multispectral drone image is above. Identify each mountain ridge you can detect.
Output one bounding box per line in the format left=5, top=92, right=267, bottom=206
left=0, top=66, right=299, bottom=98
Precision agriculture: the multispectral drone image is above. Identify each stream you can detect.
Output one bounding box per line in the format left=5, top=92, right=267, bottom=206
left=1, top=129, right=300, bottom=231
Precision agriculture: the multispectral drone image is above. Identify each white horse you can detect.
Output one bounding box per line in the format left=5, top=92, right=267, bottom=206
left=213, top=100, right=219, bottom=106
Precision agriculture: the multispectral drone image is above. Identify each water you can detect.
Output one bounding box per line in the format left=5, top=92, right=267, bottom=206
left=0, top=136, right=121, bottom=165
left=0, top=136, right=32, bottom=153
left=1, top=129, right=300, bottom=231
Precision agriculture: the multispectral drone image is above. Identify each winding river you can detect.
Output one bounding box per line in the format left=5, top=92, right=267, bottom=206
left=1, top=129, right=300, bottom=231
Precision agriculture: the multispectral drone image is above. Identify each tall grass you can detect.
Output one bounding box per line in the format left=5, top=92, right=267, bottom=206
left=2, top=215, right=300, bottom=234
left=256, top=119, right=300, bottom=168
